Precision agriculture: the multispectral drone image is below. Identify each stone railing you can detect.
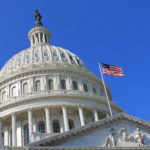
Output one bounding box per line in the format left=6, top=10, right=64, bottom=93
left=27, top=147, right=150, bottom=150
left=32, top=132, right=59, bottom=142
left=1, top=146, right=150, bottom=150
left=0, top=146, right=26, bottom=150
left=0, top=90, right=108, bottom=106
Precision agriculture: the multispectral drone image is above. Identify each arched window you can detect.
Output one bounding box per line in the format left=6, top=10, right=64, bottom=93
left=12, top=86, right=16, bottom=97
left=35, top=80, right=41, bottom=92
left=68, top=119, right=74, bottom=130
left=23, top=83, right=28, bottom=94
left=2, top=91, right=6, bottom=101
left=38, top=121, right=45, bottom=133
left=93, top=87, right=96, bottom=94
left=40, top=33, right=43, bottom=42
left=61, top=79, right=66, bottom=90
left=73, top=81, right=78, bottom=90
left=53, top=119, right=60, bottom=133
left=45, top=34, right=47, bottom=43
left=48, top=79, right=53, bottom=90
left=83, top=83, right=88, bottom=92
left=24, top=124, right=29, bottom=145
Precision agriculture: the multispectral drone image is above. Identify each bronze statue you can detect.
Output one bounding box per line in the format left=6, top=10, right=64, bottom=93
left=34, top=9, right=43, bottom=27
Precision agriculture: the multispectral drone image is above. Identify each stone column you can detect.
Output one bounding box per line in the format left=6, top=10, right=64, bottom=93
left=28, top=109, right=33, bottom=143
left=93, top=109, right=99, bottom=122
left=79, top=80, right=84, bottom=91
left=12, top=113, right=16, bottom=146
left=0, top=119, right=2, bottom=146
left=78, top=106, right=85, bottom=126
left=17, top=122, right=22, bottom=146
left=4, top=127, right=9, bottom=146
left=34, top=34, right=37, bottom=44
left=30, top=78, right=34, bottom=93
left=62, top=106, right=69, bottom=131
left=66, top=76, right=72, bottom=90
left=43, top=33, right=45, bottom=43
left=17, top=80, right=21, bottom=96
left=54, top=76, right=60, bottom=90
left=45, top=107, right=52, bottom=133
left=44, top=76, right=48, bottom=91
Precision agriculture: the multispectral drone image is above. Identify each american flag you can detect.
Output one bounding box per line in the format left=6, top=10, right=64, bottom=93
left=101, top=63, right=124, bottom=76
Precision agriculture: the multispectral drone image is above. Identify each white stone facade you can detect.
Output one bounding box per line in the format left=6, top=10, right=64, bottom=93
left=0, top=24, right=123, bottom=147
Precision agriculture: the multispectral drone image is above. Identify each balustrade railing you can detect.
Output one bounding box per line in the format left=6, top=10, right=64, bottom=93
left=0, top=146, right=149, bottom=150
left=1, top=90, right=106, bottom=105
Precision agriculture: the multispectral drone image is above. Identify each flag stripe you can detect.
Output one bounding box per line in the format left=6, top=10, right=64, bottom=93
left=101, top=63, right=124, bottom=76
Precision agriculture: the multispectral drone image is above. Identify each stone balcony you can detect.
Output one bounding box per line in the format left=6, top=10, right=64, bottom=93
left=0, top=90, right=116, bottom=109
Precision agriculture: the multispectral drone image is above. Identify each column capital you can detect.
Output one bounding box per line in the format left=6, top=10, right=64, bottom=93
left=27, top=108, right=32, bottom=112
left=62, top=105, right=67, bottom=109
left=44, top=106, right=49, bottom=110
left=11, top=112, right=16, bottom=118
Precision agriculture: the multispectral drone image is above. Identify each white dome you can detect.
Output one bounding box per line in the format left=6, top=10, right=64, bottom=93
left=0, top=44, right=87, bottom=78
left=0, top=26, right=88, bottom=79
left=0, top=11, right=124, bottom=147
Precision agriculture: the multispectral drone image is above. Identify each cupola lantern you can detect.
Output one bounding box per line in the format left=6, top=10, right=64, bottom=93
left=28, top=10, right=51, bottom=46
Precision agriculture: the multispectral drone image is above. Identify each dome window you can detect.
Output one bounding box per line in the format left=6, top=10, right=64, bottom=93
left=53, top=120, right=60, bottom=133
left=2, top=91, right=6, bottom=101
left=35, top=53, right=39, bottom=58
left=12, top=86, right=17, bottom=97
left=11, top=61, right=15, bottom=66
left=93, top=87, right=96, bottom=94
left=53, top=51, right=57, bottom=57
left=69, top=55, right=73, bottom=62
left=40, top=33, right=43, bottom=42
left=35, top=80, right=41, bottom=92
left=18, top=57, right=21, bottom=63
left=44, top=51, right=48, bottom=57
left=61, top=79, right=66, bottom=90
left=38, top=121, right=45, bottom=133
left=73, top=81, right=78, bottom=90
left=83, top=83, right=88, bottom=92
left=77, top=58, right=82, bottom=66
left=48, top=79, right=53, bottom=90
left=68, top=119, right=74, bottom=130
left=61, top=53, right=65, bottom=59
left=23, top=83, right=28, bottom=94
left=26, top=55, right=30, bottom=60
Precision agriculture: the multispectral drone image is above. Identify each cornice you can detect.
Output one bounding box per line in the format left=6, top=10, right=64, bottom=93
left=0, top=90, right=123, bottom=114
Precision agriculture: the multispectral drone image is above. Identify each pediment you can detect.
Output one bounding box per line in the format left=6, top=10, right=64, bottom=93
left=29, top=113, right=150, bottom=148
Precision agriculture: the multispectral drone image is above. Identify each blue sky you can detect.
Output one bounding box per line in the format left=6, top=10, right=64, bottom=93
left=0, top=0, right=149, bottom=121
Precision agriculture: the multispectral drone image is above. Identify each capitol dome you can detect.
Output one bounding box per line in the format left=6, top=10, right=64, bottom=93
left=0, top=26, right=87, bottom=79
left=0, top=10, right=123, bottom=147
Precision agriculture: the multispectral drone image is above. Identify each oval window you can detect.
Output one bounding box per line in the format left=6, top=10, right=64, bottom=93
left=18, top=57, right=21, bottom=63
left=35, top=53, right=39, bottom=58
left=26, top=55, right=30, bottom=60
left=53, top=51, right=57, bottom=57
left=44, top=52, right=48, bottom=57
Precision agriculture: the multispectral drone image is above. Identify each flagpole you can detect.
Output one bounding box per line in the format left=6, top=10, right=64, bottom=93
left=98, top=61, right=113, bottom=116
